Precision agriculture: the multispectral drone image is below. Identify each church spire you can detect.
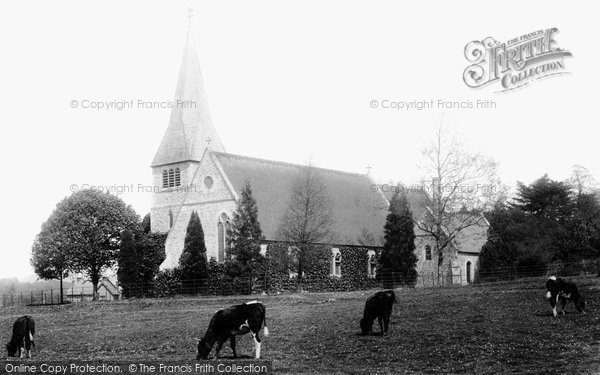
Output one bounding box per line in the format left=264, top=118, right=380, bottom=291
left=151, top=15, right=225, bottom=167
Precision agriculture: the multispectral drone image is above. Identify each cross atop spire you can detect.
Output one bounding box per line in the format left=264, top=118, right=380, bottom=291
left=366, top=165, right=372, bottom=175
left=187, top=8, right=194, bottom=27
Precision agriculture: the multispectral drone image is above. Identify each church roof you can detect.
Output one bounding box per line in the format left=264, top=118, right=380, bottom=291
left=151, top=27, right=225, bottom=167
left=381, top=188, right=430, bottom=220
left=213, top=152, right=389, bottom=246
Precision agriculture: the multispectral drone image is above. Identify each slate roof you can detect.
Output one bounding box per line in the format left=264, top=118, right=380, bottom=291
left=151, top=27, right=225, bottom=167
left=213, top=152, right=389, bottom=246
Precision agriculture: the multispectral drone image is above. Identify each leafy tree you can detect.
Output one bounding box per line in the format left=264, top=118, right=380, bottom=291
left=117, top=214, right=166, bottom=298
left=136, top=231, right=167, bottom=286
left=178, top=211, right=208, bottom=289
left=378, top=191, right=418, bottom=288
left=225, top=181, right=265, bottom=294
left=117, top=229, right=139, bottom=298
left=32, top=190, right=138, bottom=301
left=277, top=164, right=334, bottom=285
left=31, top=217, right=71, bottom=304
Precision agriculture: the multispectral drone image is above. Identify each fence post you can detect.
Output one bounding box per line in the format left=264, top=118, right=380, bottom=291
left=31, top=291, right=33, bottom=305
left=50, top=289, right=53, bottom=305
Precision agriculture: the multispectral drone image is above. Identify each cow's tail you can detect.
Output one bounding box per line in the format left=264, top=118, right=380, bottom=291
left=262, top=305, right=269, bottom=337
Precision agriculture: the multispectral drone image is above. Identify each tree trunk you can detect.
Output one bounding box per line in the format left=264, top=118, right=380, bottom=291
left=297, top=250, right=304, bottom=292
left=59, top=274, right=64, bottom=304
left=91, top=273, right=100, bottom=301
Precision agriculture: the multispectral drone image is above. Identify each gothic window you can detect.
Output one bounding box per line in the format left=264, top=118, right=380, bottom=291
left=163, top=168, right=181, bottom=188
left=224, top=221, right=231, bottom=251
left=466, top=261, right=472, bottom=284
left=217, top=222, right=224, bottom=262
left=367, top=250, right=377, bottom=278
left=217, top=213, right=230, bottom=263
left=331, top=248, right=341, bottom=277
left=174, top=168, right=181, bottom=186
left=162, top=170, right=168, bottom=188
left=425, top=245, right=432, bottom=261
left=168, top=169, right=175, bottom=187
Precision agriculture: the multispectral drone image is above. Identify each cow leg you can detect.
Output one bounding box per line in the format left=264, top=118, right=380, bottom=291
left=25, top=334, right=32, bottom=358
left=251, top=331, right=262, bottom=359
left=551, top=294, right=558, bottom=317
left=383, top=312, right=391, bottom=335
left=214, top=337, right=227, bottom=359
left=230, top=336, right=237, bottom=358
left=377, top=316, right=384, bottom=335
left=560, top=297, right=567, bottom=315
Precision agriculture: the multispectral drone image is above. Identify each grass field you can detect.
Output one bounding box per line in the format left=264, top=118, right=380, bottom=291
left=2, top=278, right=600, bottom=374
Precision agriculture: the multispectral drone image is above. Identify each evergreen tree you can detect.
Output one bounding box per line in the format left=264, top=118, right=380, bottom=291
left=228, top=181, right=264, bottom=266
left=141, top=213, right=151, bottom=234
left=378, top=191, right=418, bottom=288
left=179, top=211, right=209, bottom=288
left=226, top=181, right=265, bottom=294
left=117, top=229, right=139, bottom=298
left=137, top=232, right=167, bottom=286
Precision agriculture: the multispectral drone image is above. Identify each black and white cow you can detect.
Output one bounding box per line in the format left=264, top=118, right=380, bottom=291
left=6, top=316, right=35, bottom=359
left=545, top=276, right=586, bottom=317
left=360, top=290, right=396, bottom=336
left=197, top=301, right=269, bottom=360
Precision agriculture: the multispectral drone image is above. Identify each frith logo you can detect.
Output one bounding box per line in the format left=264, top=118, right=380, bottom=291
left=463, top=28, right=572, bottom=92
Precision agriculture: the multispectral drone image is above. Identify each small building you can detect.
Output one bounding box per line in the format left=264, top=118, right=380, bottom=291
left=66, top=277, right=120, bottom=302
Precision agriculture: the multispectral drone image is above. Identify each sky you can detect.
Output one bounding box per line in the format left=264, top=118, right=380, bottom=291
left=0, top=1, right=598, bottom=280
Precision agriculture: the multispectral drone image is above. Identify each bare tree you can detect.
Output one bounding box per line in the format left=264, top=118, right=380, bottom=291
left=417, top=125, right=504, bottom=281
left=277, top=164, right=334, bottom=284
left=567, top=164, right=598, bottom=202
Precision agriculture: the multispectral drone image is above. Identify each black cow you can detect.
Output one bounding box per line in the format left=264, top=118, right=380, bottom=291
left=546, top=276, right=586, bottom=317
left=6, top=316, right=35, bottom=359
left=197, top=301, right=269, bottom=360
left=360, top=290, right=396, bottom=336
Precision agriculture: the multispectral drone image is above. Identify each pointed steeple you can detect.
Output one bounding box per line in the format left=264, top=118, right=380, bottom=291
left=151, top=21, right=225, bottom=167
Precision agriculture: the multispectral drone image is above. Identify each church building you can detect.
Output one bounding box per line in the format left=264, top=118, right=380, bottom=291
left=150, top=25, right=487, bottom=286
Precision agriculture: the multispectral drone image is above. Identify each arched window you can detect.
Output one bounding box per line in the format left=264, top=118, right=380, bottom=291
left=367, top=250, right=376, bottom=278
left=168, top=210, right=173, bottom=229
left=168, top=169, right=175, bottom=187
left=174, top=168, right=181, bottom=187
left=217, top=222, right=224, bottom=262
left=425, top=245, right=432, bottom=261
left=162, top=170, right=168, bottom=188
left=331, top=248, right=341, bottom=277
left=287, top=246, right=300, bottom=279
left=224, top=221, right=231, bottom=251
left=466, top=261, right=472, bottom=284
left=217, top=213, right=230, bottom=263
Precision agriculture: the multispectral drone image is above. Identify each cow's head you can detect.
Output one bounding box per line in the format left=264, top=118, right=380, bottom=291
left=6, top=342, right=18, bottom=357
left=196, top=338, right=211, bottom=360
left=359, top=318, right=371, bottom=336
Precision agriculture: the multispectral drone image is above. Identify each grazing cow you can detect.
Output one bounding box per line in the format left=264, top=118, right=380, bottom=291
left=197, top=301, right=269, bottom=360
left=360, top=290, right=396, bottom=336
left=545, top=276, right=586, bottom=317
left=6, top=316, right=35, bottom=359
